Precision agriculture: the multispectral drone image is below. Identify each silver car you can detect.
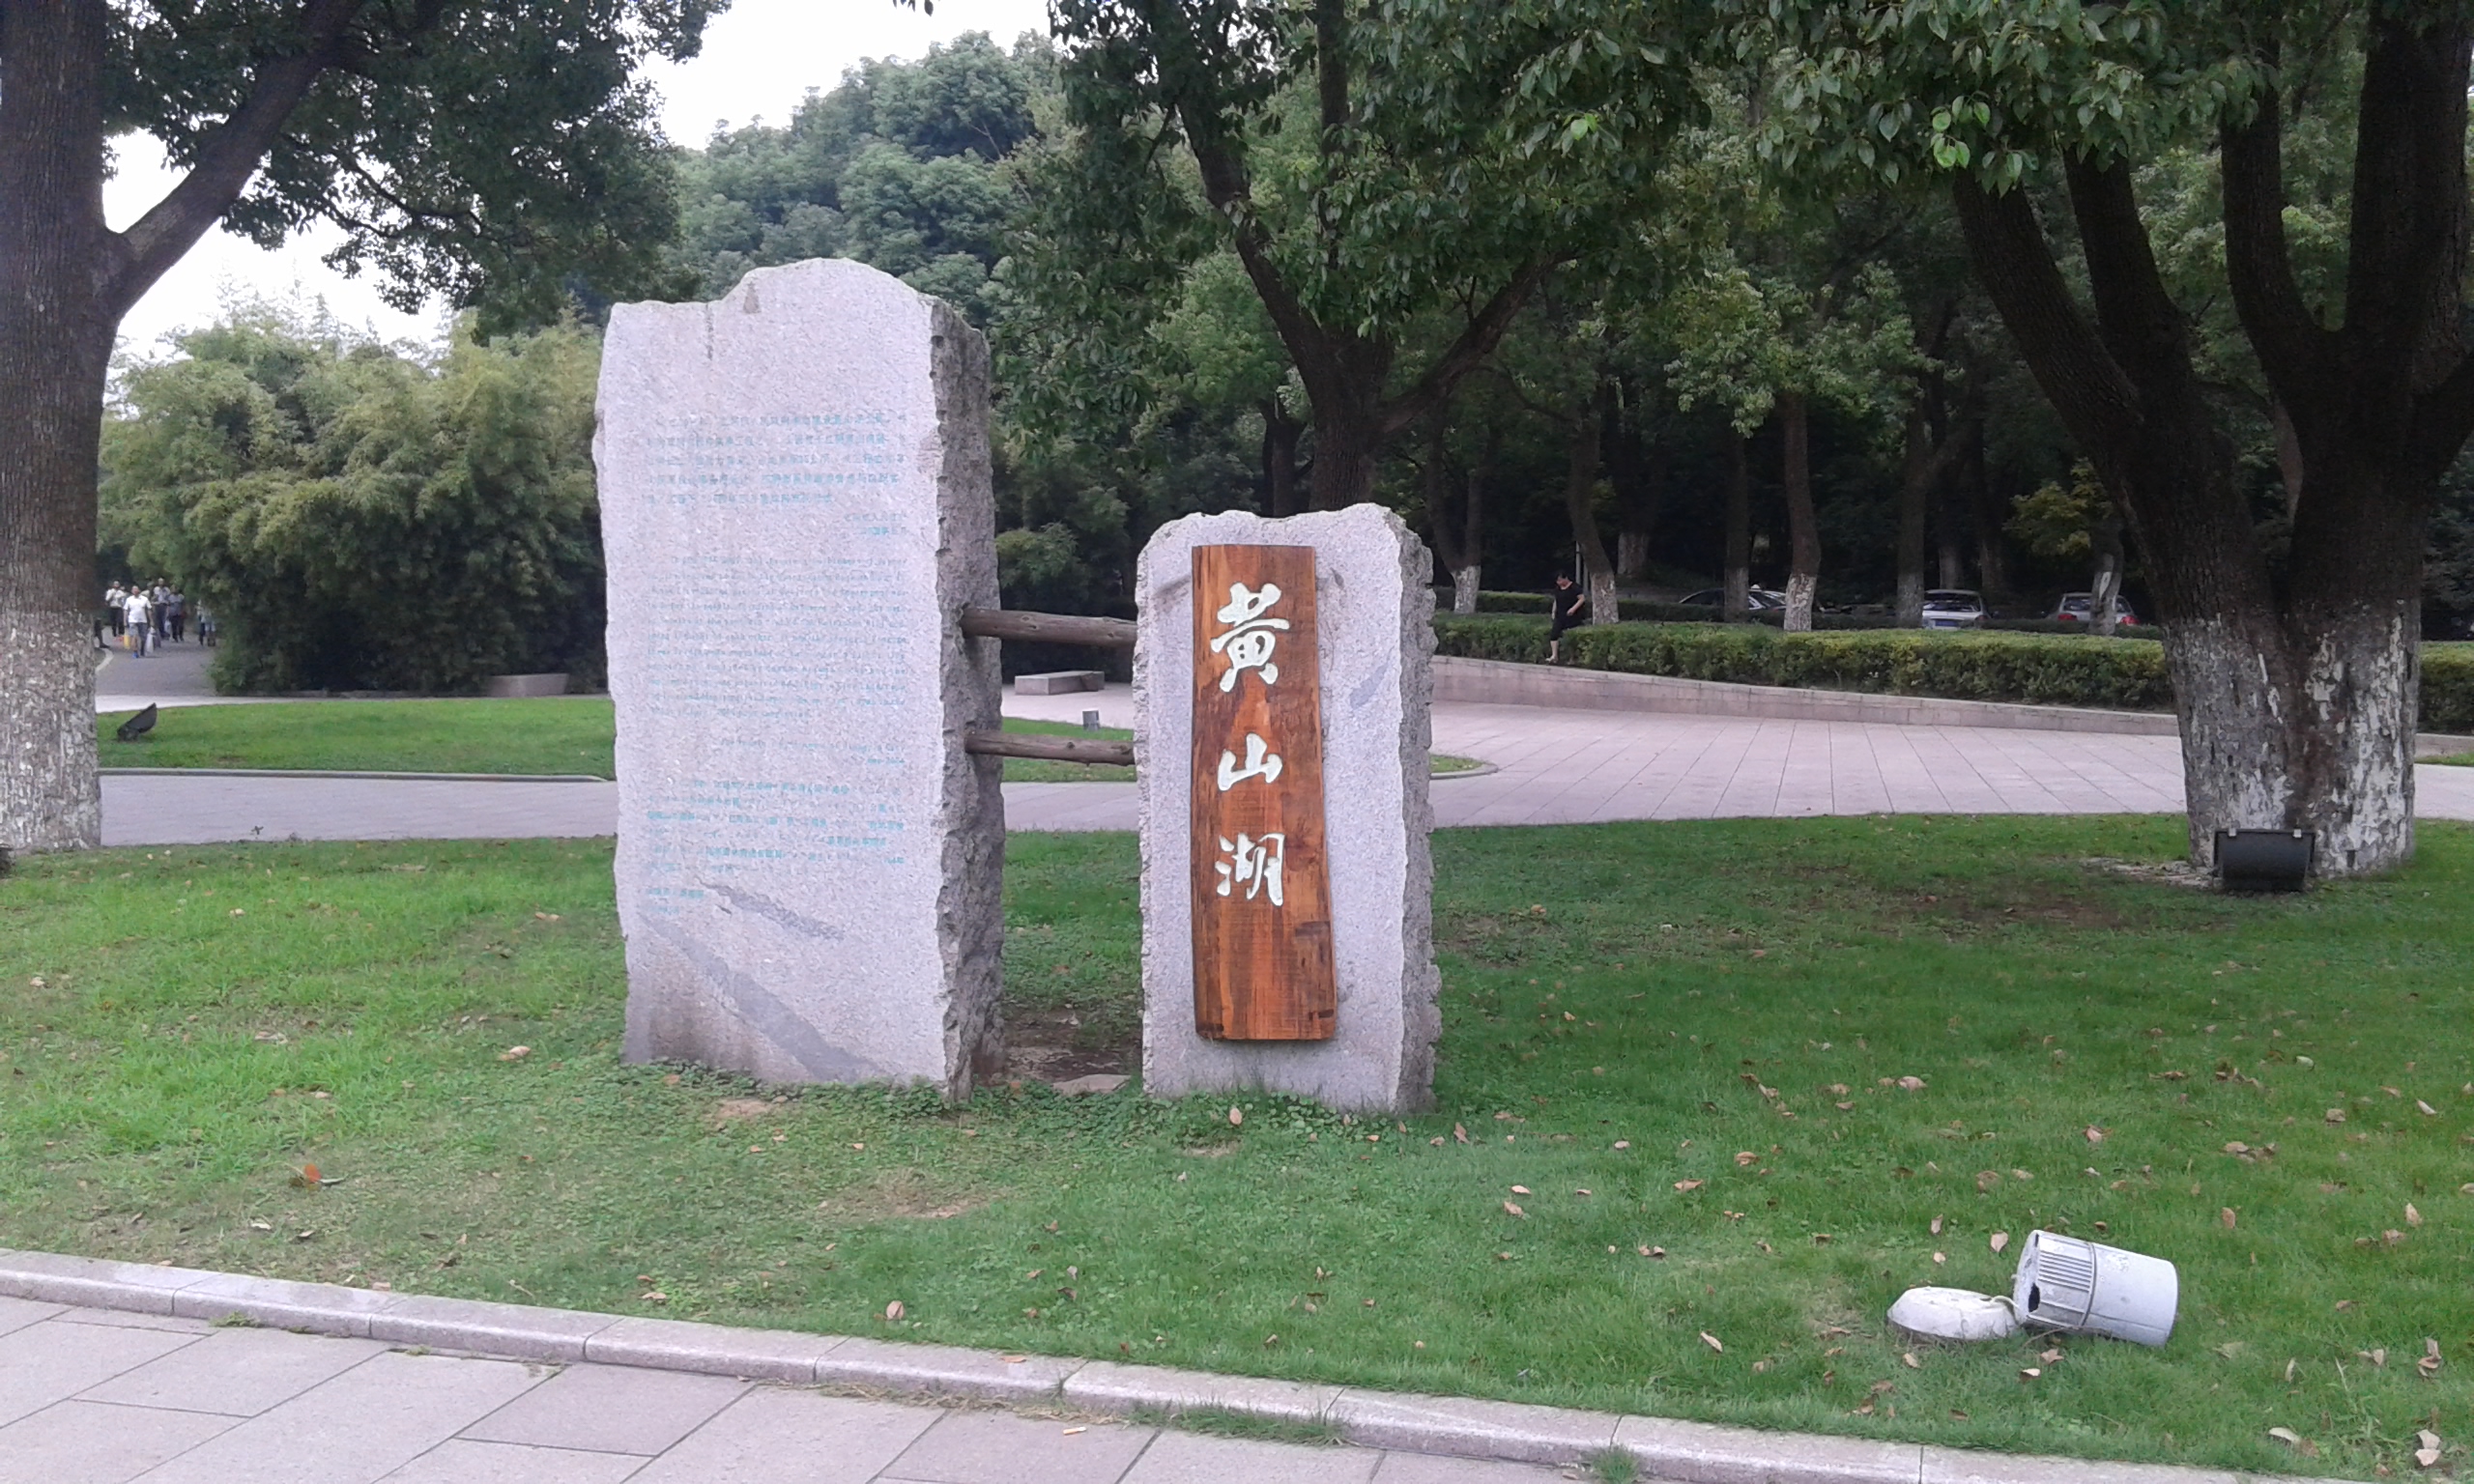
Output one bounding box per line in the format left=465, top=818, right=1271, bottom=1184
left=1920, top=589, right=1985, bottom=629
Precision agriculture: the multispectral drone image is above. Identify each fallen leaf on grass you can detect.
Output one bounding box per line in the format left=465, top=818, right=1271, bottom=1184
left=1990, top=1231, right=2009, bottom=1253
left=883, top=1300, right=905, bottom=1322
left=1510, top=1184, right=1532, bottom=1195
left=1613, top=1139, right=1630, bottom=1150
left=2085, top=1127, right=2105, bottom=1144
left=1700, top=1331, right=1723, bottom=1353
left=1974, top=1171, right=1999, bottom=1193
left=2019, top=1368, right=2041, bottom=1381
left=1227, top=1106, right=1243, bottom=1127
left=2041, top=1348, right=2063, bottom=1363
left=2405, top=1202, right=2423, bottom=1227
left=1736, top=1151, right=1758, bottom=1167
left=498, top=1045, right=532, bottom=1062
left=1641, top=1246, right=1666, bottom=1259
left=1675, top=1179, right=1705, bottom=1192
left=2221, top=1208, right=2238, bottom=1230
left=1897, top=1076, right=1926, bottom=1091
left=1901, top=1352, right=1921, bottom=1369
left=639, top=1291, right=667, bottom=1303
left=1503, top=1202, right=1527, bottom=1218
left=2420, top=1339, right=2443, bottom=1380
left=2267, top=1428, right=2318, bottom=1458
left=2326, top=1109, right=2346, bottom=1124
left=2418, top=1099, right=2439, bottom=1117
left=1933, top=1251, right=1946, bottom=1265
left=1453, top=1124, right=1468, bottom=1144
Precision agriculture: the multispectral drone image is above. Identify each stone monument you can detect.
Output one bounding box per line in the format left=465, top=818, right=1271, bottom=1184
left=1135, top=506, right=1439, bottom=1113
left=595, top=259, right=1003, bottom=1099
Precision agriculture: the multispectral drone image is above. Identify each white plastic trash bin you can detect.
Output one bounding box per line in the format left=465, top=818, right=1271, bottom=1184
left=2011, top=1230, right=2178, bottom=1347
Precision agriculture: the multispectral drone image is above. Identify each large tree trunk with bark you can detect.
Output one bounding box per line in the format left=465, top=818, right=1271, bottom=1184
left=1722, top=428, right=1752, bottom=620
left=1, top=3, right=115, bottom=855
left=1951, top=14, right=2474, bottom=877
left=1777, top=392, right=1820, bottom=633
left=1605, top=384, right=1662, bottom=582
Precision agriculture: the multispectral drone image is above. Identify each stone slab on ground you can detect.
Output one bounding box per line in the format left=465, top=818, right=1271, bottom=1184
left=1133, top=506, right=1440, bottom=1114
left=597, top=257, right=1005, bottom=1099
left=1016, top=670, right=1105, bottom=695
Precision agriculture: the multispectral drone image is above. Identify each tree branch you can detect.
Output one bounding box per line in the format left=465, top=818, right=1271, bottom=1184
left=2220, top=89, right=2338, bottom=424
left=1179, top=105, right=1335, bottom=390
left=111, top=0, right=370, bottom=314
left=2062, top=155, right=2195, bottom=399
left=1378, top=259, right=1554, bottom=440
left=1947, top=175, right=2142, bottom=466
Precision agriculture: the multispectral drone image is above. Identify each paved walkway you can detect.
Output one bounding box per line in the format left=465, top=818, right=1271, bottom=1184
left=0, top=1294, right=1569, bottom=1484
left=92, top=679, right=2474, bottom=844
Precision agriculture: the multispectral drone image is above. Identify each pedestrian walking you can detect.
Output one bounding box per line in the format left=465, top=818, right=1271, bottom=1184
left=104, top=585, right=126, bottom=638
left=123, top=587, right=152, bottom=657
left=196, top=606, right=218, bottom=647
left=1546, top=571, right=1588, bottom=663
left=166, top=589, right=187, bottom=643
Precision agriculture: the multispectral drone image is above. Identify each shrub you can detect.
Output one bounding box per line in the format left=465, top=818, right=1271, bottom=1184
left=1437, top=622, right=2474, bottom=725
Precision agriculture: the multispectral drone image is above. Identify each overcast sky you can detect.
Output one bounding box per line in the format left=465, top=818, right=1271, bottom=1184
left=104, top=0, right=1052, bottom=359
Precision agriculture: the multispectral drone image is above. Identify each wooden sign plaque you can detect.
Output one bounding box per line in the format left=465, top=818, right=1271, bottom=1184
left=1189, top=544, right=1338, bottom=1041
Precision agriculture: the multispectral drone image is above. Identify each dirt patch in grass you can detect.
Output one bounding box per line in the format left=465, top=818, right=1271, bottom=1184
left=817, top=1169, right=988, bottom=1222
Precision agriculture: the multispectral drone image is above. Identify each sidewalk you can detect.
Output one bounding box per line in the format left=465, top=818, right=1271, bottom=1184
left=0, top=1250, right=2331, bottom=1484
left=95, top=683, right=2474, bottom=845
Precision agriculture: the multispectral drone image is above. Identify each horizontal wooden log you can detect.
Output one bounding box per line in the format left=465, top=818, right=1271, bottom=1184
left=963, top=729, right=1136, bottom=766
left=959, top=608, right=1136, bottom=648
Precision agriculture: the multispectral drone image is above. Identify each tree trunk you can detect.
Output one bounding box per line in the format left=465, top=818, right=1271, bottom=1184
left=1895, top=408, right=1932, bottom=627
left=2088, top=513, right=2126, bottom=636
left=1261, top=399, right=1303, bottom=517
left=1, top=2, right=114, bottom=855
left=1306, top=376, right=1385, bottom=510
left=1722, top=427, right=1752, bottom=620
left=1562, top=400, right=1617, bottom=625
left=1605, top=385, right=1661, bottom=581
left=1966, top=426, right=2007, bottom=597
left=1453, top=430, right=1492, bottom=614
left=1778, top=391, right=1820, bottom=633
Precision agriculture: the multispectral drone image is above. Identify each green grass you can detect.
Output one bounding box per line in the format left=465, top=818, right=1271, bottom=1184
left=100, top=702, right=1481, bottom=781
left=4, top=819, right=2469, bottom=1478
left=98, top=699, right=618, bottom=777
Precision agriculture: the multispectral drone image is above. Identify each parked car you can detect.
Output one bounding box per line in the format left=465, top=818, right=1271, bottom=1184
left=2048, top=591, right=2142, bottom=626
left=1680, top=586, right=1788, bottom=612
left=1919, top=588, right=1985, bottom=629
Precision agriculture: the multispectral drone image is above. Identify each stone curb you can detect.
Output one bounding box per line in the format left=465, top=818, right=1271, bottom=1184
left=98, top=767, right=611, bottom=783
left=0, top=1248, right=2360, bottom=1484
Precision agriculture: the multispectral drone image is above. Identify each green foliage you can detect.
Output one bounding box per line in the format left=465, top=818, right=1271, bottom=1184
left=1435, top=615, right=2177, bottom=708
left=666, top=32, right=1047, bottom=324
left=2008, top=465, right=2111, bottom=561
left=110, top=0, right=724, bottom=328
left=101, top=307, right=605, bottom=695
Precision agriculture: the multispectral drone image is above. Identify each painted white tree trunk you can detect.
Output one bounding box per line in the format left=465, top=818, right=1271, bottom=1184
left=1587, top=569, right=1618, bottom=626
left=1782, top=572, right=1818, bottom=634
left=1, top=605, right=100, bottom=853
left=2091, top=552, right=2123, bottom=638
left=2167, top=611, right=2417, bottom=877
left=1451, top=565, right=1481, bottom=614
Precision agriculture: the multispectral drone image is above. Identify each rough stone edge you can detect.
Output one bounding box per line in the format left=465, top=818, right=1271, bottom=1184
left=1386, top=513, right=1442, bottom=1114
left=0, top=1250, right=2367, bottom=1484
left=926, top=293, right=1007, bottom=1103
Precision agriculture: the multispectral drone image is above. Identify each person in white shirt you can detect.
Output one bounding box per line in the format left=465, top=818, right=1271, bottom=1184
left=122, top=587, right=152, bottom=656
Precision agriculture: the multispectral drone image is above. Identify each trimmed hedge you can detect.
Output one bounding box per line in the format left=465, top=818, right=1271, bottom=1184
left=1461, top=589, right=2162, bottom=637
left=1436, top=615, right=2173, bottom=709
left=2424, top=645, right=2474, bottom=732
left=1438, top=617, right=2474, bottom=726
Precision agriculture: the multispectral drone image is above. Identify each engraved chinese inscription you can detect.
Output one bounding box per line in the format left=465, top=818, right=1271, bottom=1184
left=1189, top=544, right=1336, bottom=1041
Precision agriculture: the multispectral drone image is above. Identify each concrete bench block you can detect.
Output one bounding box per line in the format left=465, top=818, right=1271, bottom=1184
left=1014, top=670, right=1104, bottom=695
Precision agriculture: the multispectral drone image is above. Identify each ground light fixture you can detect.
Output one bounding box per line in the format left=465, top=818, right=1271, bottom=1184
left=2214, top=828, right=2314, bottom=893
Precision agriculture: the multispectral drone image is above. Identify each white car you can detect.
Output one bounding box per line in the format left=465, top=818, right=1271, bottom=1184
left=1920, top=589, right=1985, bottom=629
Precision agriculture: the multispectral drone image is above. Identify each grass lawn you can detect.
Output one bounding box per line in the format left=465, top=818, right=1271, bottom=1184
left=4, top=819, right=2468, bottom=1478
left=98, top=699, right=618, bottom=777
left=99, top=701, right=1481, bottom=781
